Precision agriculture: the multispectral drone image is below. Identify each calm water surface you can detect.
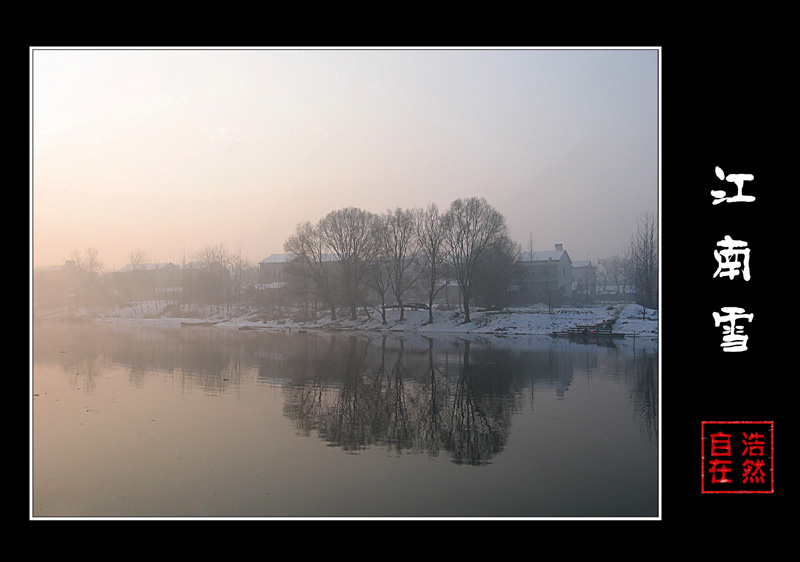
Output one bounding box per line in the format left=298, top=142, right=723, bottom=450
left=31, top=320, right=658, bottom=518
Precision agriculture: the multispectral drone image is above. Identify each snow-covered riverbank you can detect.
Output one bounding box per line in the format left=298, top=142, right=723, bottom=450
left=33, top=302, right=658, bottom=340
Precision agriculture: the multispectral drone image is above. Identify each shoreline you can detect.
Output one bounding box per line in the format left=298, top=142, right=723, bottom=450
left=33, top=302, right=659, bottom=341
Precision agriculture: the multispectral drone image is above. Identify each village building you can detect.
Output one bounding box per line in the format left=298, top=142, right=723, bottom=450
left=180, top=261, right=232, bottom=304
left=112, top=262, right=180, bottom=301
left=516, top=244, right=573, bottom=306
left=33, top=261, right=85, bottom=304
left=571, top=260, right=597, bottom=303
left=258, top=253, right=294, bottom=286
left=256, top=252, right=342, bottom=313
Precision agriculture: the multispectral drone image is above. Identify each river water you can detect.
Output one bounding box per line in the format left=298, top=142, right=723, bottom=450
left=31, top=320, right=658, bottom=518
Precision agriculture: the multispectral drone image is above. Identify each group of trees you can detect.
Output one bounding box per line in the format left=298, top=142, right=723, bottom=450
left=595, top=212, right=659, bottom=309
left=37, top=203, right=658, bottom=316
left=284, top=197, right=519, bottom=324
left=35, top=244, right=261, bottom=313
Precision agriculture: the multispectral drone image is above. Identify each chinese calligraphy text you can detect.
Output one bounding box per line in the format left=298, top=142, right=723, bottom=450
left=701, top=421, right=773, bottom=493
left=711, top=167, right=755, bottom=352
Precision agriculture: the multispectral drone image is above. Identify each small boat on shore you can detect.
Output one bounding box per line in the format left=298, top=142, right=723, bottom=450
left=551, top=325, right=625, bottom=340
left=180, top=321, right=221, bottom=328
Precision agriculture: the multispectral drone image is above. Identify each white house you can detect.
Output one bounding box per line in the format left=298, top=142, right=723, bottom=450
left=517, top=243, right=573, bottom=303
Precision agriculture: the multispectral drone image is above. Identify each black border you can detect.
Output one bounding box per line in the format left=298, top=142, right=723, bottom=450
left=665, top=45, right=785, bottom=522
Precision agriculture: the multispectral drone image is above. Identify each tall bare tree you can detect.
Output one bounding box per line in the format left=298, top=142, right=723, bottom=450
left=603, top=254, right=629, bottom=296
left=71, top=247, right=104, bottom=303
left=368, top=224, right=394, bottom=324
left=319, top=207, right=381, bottom=320
left=595, top=258, right=610, bottom=294
left=284, top=221, right=339, bottom=320
left=627, top=212, right=658, bottom=309
left=127, top=248, right=148, bottom=311
left=443, top=197, right=508, bottom=322
left=72, top=246, right=103, bottom=275
left=227, top=246, right=251, bottom=313
left=416, top=204, right=450, bottom=324
left=381, top=207, right=422, bottom=321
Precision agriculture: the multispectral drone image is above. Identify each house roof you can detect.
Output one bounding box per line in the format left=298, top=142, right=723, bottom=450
left=256, top=281, right=289, bottom=289
left=259, top=253, right=296, bottom=264
left=181, top=261, right=228, bottom=271
left=115, top=262, right=175, bottom=273
left=519, top=250, right=569, bottom=263
left=259, top=252, right=339, bottom=264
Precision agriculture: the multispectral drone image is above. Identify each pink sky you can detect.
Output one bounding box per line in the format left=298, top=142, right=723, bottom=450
left=31, top=47, right=659, bottom=272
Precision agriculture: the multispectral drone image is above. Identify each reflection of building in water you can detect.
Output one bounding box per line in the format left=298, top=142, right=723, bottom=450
left=458, top=342, right=583, bottom=399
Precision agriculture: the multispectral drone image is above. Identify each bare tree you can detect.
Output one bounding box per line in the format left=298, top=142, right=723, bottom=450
left=72, top=246, right=103, bottom=275
left=284, top=221, right=340, bottom=320
left=595, top=258, right=610, bottom=294
left=319, top=207, right=381, bottom=320
left=127, top=248, right=148, bottom=312
left=368, top=223, right=394, bottom=324
left=443, top=197, right=508, bottom=323
left=381, top=207, right=422, bottom=321
left=226, top=246, right=251, bottom=313
left=194, top=243, right=228, bottom=268
left=627, top=212, right=658, bottom=309
left=416, top=204, right=450, bottom=324
left=71, top=247, right=104, bottom=304
left=129, top=248, right=147, bottom=270
left=602, top=254, right=629, bottom=296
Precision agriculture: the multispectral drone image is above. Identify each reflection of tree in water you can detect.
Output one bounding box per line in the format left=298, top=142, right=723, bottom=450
left=34, top=321, right=659, bottom=463
left=413, top=338, right=451, bottom=459
left=442, top=340, right=513, bottom=465
left=283, top=335, right=515, bottom=465
left=629, top=347, right=658, bottom=444
left=288, top=335, right=419, bottom=455
left=319, top=336, right=375, bottom=452
left=32, top=320, right=252, bottom=396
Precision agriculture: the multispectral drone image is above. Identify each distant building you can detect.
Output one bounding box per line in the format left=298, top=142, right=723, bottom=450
left=112, top=262, right=180, bottom=300
left=33, top=261, right=84, bottom=304
left=180, top=261, right=231, bottom=303
left=516, top=243, right=573, bottom=305
left=258, top=253, right=295, bottom=285
left=571, top=260, right=596, bottom=300
left=257, top=252, right=343, bottom=313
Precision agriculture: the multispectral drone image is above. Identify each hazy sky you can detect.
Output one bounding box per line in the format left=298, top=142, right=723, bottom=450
left=31, top=47, right=659, bottom=272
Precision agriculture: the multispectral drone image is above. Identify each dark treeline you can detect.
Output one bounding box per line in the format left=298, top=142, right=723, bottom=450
left=284, top=196, right=520, bottom=324
left=33, top=199, right=658, bottom=316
